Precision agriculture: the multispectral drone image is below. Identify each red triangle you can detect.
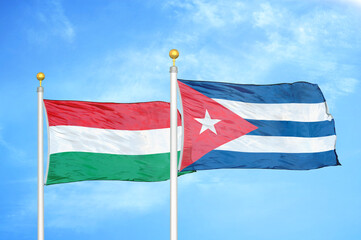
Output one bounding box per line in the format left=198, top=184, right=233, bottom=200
left=178, top=81, right=258, bottom=171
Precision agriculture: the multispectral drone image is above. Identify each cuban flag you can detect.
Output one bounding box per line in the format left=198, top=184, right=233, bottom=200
left=178, top=79, right=339, bottom=172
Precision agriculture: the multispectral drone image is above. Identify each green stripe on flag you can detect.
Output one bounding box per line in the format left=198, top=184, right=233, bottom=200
left=46, top=152, right=192, bottom=185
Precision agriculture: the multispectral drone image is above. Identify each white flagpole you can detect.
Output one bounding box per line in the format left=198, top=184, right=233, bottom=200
left=169, top=49, right=179, bottom=240
left=37, top=72, right=45, bottom=240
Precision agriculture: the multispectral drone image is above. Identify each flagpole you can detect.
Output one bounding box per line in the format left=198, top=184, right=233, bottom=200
left=169, top=49, right=179, bottom=240
left=37, top=72, right=45, bottom=240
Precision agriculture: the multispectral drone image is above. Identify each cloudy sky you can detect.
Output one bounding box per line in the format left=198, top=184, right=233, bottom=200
left=1, top=0, right=361, bottom=239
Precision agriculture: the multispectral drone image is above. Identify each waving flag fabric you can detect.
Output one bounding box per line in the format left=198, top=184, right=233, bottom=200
left=178, top=79, right=339, bottom=172
left=44, top=100, right=187, bottom=185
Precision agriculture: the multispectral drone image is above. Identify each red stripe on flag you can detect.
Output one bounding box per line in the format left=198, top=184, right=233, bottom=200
left=44, top=100, right=181, bottom=130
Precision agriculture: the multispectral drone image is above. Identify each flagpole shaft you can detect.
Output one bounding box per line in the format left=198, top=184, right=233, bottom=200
left=37, top=86, right=44, bottom=240
left=170, top=65, right=178, bottom=240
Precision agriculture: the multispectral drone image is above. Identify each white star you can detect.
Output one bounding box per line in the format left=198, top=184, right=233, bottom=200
left=195, top=110, right=221, bottom=134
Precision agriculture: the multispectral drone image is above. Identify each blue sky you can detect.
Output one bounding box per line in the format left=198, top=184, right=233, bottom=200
left=1, top=0, right=361, bottom=239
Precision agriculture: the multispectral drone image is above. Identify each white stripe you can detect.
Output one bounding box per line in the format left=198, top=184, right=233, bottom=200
left=49, top=125, right=182, bottom=155
left=214, top=99, right=333, bottom=122
left=216, top=135, right=336, bottom=153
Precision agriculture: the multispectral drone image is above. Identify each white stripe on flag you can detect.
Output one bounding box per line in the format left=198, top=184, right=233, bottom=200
left=216, top=135, right=336, bottom=153
left=214, top=99, right=333, bottom=122
left=49, top=125, right=182, bottom=155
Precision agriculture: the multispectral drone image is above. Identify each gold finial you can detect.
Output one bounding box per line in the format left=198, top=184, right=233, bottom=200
left=169, top=49, right=179, bottom=66
left=36, top=72, right=45, bottom=86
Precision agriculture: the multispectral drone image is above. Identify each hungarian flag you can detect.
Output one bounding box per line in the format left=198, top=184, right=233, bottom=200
left=44, top=100, right=187, bottom=185
left=178, top=79, right=339, bottom=172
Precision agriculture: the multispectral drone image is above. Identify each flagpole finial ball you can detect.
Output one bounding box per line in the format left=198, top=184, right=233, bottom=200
left=37, top=72, right=45, bottom=81
left=169, top=49, right=179, bottom=60
left=37, top=72, right=45, bottom=87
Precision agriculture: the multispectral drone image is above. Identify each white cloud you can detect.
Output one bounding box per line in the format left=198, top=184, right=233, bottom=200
left=333, top=0, right=361, bottom=7
left=165, top=0, right=246, bottom=28
left=6, top=171, right=287, bottom=231
left=43, top=181, right=169, bottom=229
left=320, top=77, right=359, bottom=107
left=249, top=3, right=361, bottom=106
left=4, top=179, right=170, bottom=231
left=29, top=0, right=75, bottom=43
left=178, top=170, right=295, bottom=224
left=253, top=2, right=284, bottom=28
left=339, top=78, right=358, bottom=93
left=44, top=0, right=358, bottom=108
left=0, top=127, right=26, bottom=161
left=88, top=1, right=360, bottom=107
left=91, top=48, right=172, bottom=103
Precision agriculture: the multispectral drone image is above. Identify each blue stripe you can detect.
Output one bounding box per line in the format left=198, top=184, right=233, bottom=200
left=247, top=119, right=335, bottom=137
left=179, top=79, right=325, bottom=103
left=182, top=150, right=339, bottom=171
